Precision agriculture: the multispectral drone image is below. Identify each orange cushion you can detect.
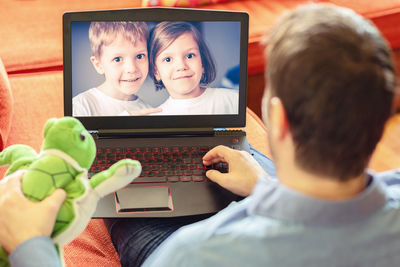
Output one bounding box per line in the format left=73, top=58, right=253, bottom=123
left=5, top=72, right=63, bottom=152
left=64, top=219, right=121, bottom=267
left=319, top=0, right=400, bottom=48
left=0, top=58, right=13, bottom=151
left=0, top=0, right=144, bottom=73
left=245, top=107, right=271, bottom=158
left=2, top=0, right=399, bottom=75
left=142, top=0, right=238, bottom=7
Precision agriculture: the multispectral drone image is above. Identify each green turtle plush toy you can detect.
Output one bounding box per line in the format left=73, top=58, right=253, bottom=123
left=0, top=117, right=141, bottom=267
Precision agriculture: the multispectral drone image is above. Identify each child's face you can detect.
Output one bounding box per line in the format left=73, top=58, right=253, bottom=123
left=154, top=32, right=204, bottom=99
left=91, top=35, right=148, bottom=100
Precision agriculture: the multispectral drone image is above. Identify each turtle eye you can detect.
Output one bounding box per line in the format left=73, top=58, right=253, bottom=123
left=80, top=133, right=86, bottom=141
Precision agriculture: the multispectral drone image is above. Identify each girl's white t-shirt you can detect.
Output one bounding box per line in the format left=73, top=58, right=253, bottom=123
left=155, top=88, right=238, bottom=115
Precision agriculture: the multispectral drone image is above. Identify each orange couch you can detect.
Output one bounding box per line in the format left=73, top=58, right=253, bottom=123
left=1, top=0, right=399, bottom=266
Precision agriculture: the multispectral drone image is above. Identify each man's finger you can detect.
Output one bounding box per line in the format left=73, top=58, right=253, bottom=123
left=0, top=170, right=25, bottom=185
left=42, top=188, right=66, bottom=210
left=203, top=145, right=232, bottom=162
left=1, top=171, right=25, bottom=198
left=205, top=169, right=225, bottom=185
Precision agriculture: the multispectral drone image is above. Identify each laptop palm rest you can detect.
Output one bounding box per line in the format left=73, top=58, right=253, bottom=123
left=116, top=186, right=173, bottom=213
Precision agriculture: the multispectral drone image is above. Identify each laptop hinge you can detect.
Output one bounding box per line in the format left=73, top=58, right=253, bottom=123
left=92, top=128, right=216, bottom=139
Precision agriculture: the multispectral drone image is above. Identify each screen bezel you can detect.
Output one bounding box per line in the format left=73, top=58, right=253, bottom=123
left=63, top=7, right=249, bottom=130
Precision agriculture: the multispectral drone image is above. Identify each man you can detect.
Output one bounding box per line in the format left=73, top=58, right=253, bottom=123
left=1, top=3, right=400, bottom=266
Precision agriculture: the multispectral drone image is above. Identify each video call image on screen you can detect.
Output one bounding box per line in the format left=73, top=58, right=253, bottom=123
left=71, top=21, right=241, bottom=117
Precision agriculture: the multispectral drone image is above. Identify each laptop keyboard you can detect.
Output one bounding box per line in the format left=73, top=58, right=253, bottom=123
left=89, top=146, right=229, bottom=183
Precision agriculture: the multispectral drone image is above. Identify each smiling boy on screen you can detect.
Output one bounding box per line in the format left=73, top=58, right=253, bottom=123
left=73, top=22, right=160, bottom=116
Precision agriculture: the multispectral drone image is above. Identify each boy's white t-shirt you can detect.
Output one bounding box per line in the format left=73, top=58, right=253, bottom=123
left=72, top=88, right=152, bottom=116
left=155, top=88, right=238, bottom=115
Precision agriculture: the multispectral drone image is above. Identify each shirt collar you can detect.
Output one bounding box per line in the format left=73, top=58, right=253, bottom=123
left=247, top=172, right=387, bottom=226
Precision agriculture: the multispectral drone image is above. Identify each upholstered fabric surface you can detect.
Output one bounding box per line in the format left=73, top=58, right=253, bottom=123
left=64, top=219, right=121, bottom=266
left=142, top=0, right=239, bottom=7
left=0, top=58, right=13, bottom=151
left=1, top=0, right=399, bottom=75
left=0, top=0, right=143, bottom=73
left=5, top=72, right=63, bottom=152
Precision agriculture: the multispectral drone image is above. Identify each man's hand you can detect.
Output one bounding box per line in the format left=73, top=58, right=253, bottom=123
left=203, top=145, right=268, bottom=197
left=0, top=171, right=66, bottom=253
left=127, top=107, right=162, bottom=116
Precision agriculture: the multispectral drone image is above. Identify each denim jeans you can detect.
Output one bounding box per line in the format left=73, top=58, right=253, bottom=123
left=104, top=145, right=276, bottom=267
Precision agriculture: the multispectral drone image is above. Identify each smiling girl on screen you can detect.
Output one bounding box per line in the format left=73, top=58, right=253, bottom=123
left=148, top=22, right=239, bottom=115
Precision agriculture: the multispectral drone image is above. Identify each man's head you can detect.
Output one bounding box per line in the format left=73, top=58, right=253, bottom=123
left=88, top=22, right=149, bottom=100
left=263, top=4, right=397, bottom=181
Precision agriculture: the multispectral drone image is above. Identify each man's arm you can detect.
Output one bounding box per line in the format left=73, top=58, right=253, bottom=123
left=203, top=145, right=269, bottom=196
left=9, top=236, right=61, bottom=267
left=0, top=171, right=65, bottom=264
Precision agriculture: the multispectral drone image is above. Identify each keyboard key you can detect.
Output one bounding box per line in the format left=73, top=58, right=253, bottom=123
left=168, top=176, right=179, bottom=182
left=193, top=176, right=205, bottom=182
left=193, top=158, right=203, bottom=164
left=181, top=176, right=192, bottom=182
left=184, top=170, right=193, bottom=175
left=189, top=164, right=196, bottom=170
left=174, top=170, right=183, bottom=176
left=193, top=169, right=204, bottom=175
left=180, top=164, right=188, bottom=170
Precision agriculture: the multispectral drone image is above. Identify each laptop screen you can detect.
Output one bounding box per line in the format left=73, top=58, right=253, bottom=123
left=63, top=8, right=248, bottom=130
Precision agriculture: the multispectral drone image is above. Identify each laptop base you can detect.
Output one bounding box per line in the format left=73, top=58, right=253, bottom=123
left=92, top=133, right=248, bottom=218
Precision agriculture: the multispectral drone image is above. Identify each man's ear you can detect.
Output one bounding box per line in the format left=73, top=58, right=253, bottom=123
left=261, top=86, right=270, bottom=129
left=270, top=97, right=290, bottom=140
left=90, top=56, right=104, bottom=75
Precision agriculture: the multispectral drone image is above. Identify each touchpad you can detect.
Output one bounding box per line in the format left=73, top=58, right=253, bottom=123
left=115, top=186, right=173, bottom=213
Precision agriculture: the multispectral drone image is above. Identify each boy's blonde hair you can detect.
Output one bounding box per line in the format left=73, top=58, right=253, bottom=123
left=89, top=22, right=149, bottom=58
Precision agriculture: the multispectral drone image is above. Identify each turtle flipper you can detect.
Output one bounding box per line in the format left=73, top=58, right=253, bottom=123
left=0, top=144, right=37, bottom=175
left=90, top=159, right=142, bottom=197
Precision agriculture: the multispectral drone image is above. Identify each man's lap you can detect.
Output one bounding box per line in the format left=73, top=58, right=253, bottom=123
left=103, top=214, right=211, bottom=267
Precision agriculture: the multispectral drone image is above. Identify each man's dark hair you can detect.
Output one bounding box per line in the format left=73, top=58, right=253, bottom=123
left=265, top=4, right=397, bottom=180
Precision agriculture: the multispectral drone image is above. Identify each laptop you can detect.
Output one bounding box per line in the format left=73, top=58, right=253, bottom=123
left=63, top=7, right=250, bottom=218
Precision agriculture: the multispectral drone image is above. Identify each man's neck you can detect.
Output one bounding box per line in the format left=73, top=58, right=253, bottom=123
left=277, top=164, right=367, bottom=201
